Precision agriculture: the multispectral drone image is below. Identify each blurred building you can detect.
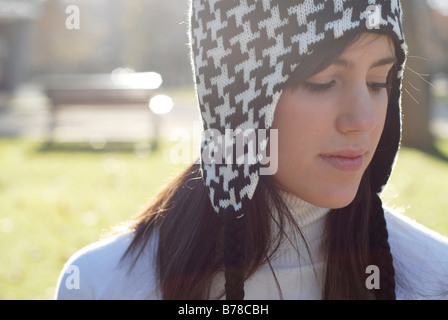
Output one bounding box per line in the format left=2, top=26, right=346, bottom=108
left=0, top=0, right=44, bottom=91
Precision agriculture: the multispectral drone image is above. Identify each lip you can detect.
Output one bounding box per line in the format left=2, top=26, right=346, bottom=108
left=320, top=150, right=367, bottom=172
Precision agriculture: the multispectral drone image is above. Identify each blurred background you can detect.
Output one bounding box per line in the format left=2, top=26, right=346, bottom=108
left=0, top=0, right=447, bottom=299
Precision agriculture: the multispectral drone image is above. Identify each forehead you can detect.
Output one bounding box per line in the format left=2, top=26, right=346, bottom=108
left=342, top=33, right=395, bottom=58
left=325, top=33, right=396, bottom=71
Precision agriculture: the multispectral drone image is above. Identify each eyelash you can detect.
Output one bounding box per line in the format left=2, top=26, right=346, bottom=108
left=302, top=81, right=390, bottom=94
left=368, top=82, right=391, bottom=93
left=302, top=80, right=336, bottom=92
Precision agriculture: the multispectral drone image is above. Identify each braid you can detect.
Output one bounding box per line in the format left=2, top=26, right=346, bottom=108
left=223, top=213, right=246, bottom=300
left=369, top=194, right=396, bottom=300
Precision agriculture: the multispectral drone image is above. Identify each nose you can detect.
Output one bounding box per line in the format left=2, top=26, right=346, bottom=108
left=336, top=85, right=379, bottom=134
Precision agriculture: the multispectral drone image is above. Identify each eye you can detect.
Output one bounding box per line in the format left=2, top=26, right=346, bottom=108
left=302, top=80, right=336, bottom=93
left=368, top=82, right=391, bottom=94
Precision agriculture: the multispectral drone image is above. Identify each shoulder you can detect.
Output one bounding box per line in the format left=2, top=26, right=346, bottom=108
left=54, top=231, right=160, bottom=300
left=384, top=207, right=448, bottom=299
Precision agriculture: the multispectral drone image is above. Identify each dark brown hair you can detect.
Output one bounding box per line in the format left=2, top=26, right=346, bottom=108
left=122, top=32, right=398, bottom=300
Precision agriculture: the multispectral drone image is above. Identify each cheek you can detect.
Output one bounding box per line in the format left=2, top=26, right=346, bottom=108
left=273, top=89, right=333, bottom=135
left=271, top=91, right=334, bottom=193
left=272, top=93, right=328, bottom=158
left=373, top=95, right=389, bottom=139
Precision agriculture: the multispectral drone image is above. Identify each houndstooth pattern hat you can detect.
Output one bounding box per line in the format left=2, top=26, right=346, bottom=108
left=190, top=0, right=407, bottom=217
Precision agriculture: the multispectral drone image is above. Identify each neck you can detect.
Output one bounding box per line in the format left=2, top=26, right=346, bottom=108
left=266, top=188, right=330, bottom=268
left=277, top=189, right=330, bottom=228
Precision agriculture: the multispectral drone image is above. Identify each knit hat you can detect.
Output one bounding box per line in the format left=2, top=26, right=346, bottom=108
left=189, top=0, right=407, bottom=299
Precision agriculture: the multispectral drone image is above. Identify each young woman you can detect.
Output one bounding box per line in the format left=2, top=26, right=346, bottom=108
left=56, top=0, right=448, bottom=300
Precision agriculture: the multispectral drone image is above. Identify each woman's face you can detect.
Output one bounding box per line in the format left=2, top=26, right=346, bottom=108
left=272, top=33, right=396, bottom=209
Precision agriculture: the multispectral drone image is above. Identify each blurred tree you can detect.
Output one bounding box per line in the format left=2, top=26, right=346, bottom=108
left=401, top=0, right=447, bottom=155
left=401, top=0, right=433, bottom=151
left=117, top=0, right=192, bottom=86
left=29, top=0, right=110, bottom=74
left=0, top=0, right=45, bottom=91
left=27, top=0, right=192, bottom=87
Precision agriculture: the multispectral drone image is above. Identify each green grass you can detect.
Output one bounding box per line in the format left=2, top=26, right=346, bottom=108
left=381, top=139, right=448, bottom=238
left=0, top=138, right=447, bottom=299
left=0, top=139, right=188, bottom=299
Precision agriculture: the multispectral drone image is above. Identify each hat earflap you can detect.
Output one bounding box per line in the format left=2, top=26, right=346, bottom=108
left=223, top=210, right=246, bottom=300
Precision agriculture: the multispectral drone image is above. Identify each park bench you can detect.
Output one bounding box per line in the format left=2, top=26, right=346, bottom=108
left=41, top=71, right=165, bottom=149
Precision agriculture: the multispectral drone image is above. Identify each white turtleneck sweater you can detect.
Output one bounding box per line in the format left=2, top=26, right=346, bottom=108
left=55, top=191, right=448, bottom=300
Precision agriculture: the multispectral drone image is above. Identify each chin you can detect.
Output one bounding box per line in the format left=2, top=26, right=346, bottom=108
left=275, top=175, right=363, bottom=209
left=319, top=175, right=366, bottom=209
left=321, top=195, right=356, bottom=210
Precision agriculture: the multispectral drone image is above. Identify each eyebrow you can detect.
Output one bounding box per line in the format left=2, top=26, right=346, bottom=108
left=332, top=56, right=397, bottom=69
